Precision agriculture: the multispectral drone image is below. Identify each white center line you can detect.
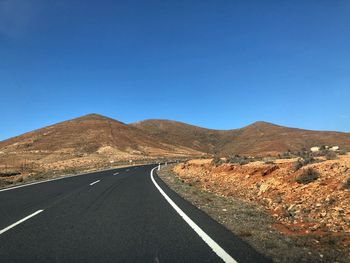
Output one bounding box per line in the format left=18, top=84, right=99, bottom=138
left=150, top=167, right=237, bottom=263
left=89, top=180, right=100, bottom=186
left=113, top=172, right=119, bottom=175
left=0, top=210, right=44, bottom=235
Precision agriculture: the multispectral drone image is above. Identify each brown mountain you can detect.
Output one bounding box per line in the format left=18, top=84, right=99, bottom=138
left=1, top=113, right=350, bottom=184
left=0, top=114, right=201, bottom=166
left=1, top=114, right=350, bottom=169
left=131, top=120, right=350, bottom=156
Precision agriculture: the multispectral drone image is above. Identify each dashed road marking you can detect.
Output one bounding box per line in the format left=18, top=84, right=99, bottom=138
left=89, top=180, right=100, bottom=186
left=0, top=210, right=44, bottom=235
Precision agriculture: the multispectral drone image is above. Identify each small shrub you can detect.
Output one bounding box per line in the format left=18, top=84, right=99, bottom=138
left=211, top=157, right=224, bottom=166
left=293, top=156, right=317, bottom=171
left=310, top=151, right=322, bottom=157
left=15, top=176, right=24, bottom=183
left=304, top=156, right=316, bottom=165
left=295, top=150, right=310, bottom=159
left=62, top=168, right=78, bottom=175
left=293, top=160, right=303, bottom=171
left=338, top=149, right=347, bottom=155
left=226, top=155, right=249, bottom=165
left=282, top=206, right=296, bottom=218
left=0, top=171, right=21, bottom=177
left=262, top=157, right=275, bottom=164
left=278, top=151, right=293, bottom=159
left=325, top=151, right=338, bottom=160
left=296, top=168, right=319, bottom=184
left=342, top=178, right=350, bottom=189
left=325, top=197, right=336, bottom=205
left=274, top=195, right=283, bottom=204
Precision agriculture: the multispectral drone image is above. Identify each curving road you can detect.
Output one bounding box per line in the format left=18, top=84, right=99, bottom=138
left=0, top=164, right=271, bottom=263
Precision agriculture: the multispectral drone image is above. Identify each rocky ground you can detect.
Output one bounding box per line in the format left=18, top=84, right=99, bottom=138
left=158, top=154, right=350, bottom=262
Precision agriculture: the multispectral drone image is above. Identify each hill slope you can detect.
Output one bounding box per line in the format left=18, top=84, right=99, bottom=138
left=0, top=114, right=202, bottom=174
left=0, top=114, right=198, bottom=155
left=1, top=114, right=349, bottom=171
left=131, top=120, right=350, bottom=156
left=131, top=119, right=232, bottom=154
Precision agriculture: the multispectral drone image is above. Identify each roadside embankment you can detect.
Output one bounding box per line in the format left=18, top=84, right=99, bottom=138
left=158, top=155, right=350, bottom=262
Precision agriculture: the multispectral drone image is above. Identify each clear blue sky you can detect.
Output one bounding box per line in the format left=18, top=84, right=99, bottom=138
left=1, top=0, right=349, bottom=140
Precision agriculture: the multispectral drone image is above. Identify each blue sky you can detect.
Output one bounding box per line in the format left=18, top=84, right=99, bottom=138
left=1, top=0, right=349, bottom=140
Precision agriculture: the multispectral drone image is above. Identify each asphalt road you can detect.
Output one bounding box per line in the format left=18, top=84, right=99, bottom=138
left=0, top=164, right=271, bottom=263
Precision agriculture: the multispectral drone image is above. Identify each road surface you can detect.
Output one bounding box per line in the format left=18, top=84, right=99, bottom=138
left=0, top=164, right=271, bottom=262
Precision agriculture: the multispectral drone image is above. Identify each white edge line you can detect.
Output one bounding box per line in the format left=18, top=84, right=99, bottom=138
left=113, top=172, right=119, bottom=175
left=89, top=180, right=100, bottom=186
left=150, top=167, right=237, bottom=263
left=0, top=210, right=44, bottom=235
left=0, top=173, right=81, bottom=192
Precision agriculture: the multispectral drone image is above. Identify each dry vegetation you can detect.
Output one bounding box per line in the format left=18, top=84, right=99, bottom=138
left=2, top=114, right=350, bottom=189
left=170, top=152, right=350, bottom=262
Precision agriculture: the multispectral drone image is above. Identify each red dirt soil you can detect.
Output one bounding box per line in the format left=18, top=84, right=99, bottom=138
left=173, top=155, right=350, bottom=246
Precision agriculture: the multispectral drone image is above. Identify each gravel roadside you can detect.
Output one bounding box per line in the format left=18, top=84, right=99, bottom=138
left=157, top=164, right=348, bottom=263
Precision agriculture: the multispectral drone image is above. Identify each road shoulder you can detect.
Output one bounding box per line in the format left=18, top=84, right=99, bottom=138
left=157, top=164, right=338, bottom=263
left=154, top=165, right=272, bottom=263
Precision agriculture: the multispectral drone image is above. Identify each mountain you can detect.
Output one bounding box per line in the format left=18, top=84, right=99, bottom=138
left=131, top=120, right=350, bottom=156
left=130, top=119, right=233, bottom=154
left=1, top=114, right=350, bottom=170
left=0, top=114, right=201, bottom=168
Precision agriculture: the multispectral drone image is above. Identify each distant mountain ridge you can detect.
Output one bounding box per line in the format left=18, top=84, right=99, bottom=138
left=1, top=114, right=350, bottom=158
left=131, top=119, right=350, bottom=156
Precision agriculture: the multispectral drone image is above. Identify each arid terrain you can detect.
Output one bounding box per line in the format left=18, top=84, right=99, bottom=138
left=1, top=113, right=350, bottom=190
left=1, top=113, right=350, bottom=261
left=164, top=153, right=350, bottom=262
left=133, top=119, right=350, bottom=156
left=0, top=114, right=200, bottom=187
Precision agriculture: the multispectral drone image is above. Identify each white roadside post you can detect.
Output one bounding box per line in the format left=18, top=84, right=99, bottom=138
left=158, top=163, right=161, bottom=171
